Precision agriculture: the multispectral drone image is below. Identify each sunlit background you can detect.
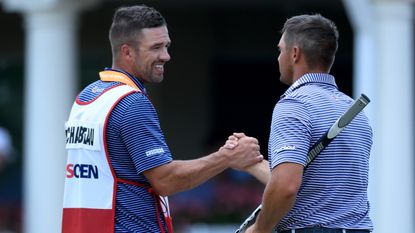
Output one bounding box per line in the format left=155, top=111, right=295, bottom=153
left=0, top=0, right=413, bottom=232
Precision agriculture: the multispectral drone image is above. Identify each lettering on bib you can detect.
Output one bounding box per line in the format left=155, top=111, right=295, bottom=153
left=65, top=121, right=100, bottom=151
left=66, top=163, right=99, bottom=179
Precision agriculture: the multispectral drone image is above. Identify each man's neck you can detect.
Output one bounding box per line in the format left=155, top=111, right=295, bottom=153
left=292, top=66, right=329, bottom=84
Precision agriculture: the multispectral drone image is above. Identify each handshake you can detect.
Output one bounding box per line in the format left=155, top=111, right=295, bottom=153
left=219, top=132, right=264, bottom=172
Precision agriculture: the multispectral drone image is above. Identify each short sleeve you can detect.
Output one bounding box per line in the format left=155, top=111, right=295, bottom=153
left=269, top=97, right=312, bottom=169
left=119, top=94, right=172, bottom=174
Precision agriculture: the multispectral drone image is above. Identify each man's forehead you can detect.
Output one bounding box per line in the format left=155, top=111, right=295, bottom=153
left=278, top=36, right=285, bottom=47
left=140, top=26, right=171, bottom=44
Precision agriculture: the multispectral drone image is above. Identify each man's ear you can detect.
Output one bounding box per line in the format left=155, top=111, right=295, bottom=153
left=120, top=44, right=134, bottom=61
left=292, top=46, right=301, bottom=63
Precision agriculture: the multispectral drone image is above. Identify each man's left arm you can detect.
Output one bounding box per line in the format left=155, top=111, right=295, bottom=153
left=246, top=162, right=303, bottom=233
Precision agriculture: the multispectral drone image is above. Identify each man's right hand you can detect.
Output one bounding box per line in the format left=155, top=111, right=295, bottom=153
left=220, top=132, right=263, bottom=170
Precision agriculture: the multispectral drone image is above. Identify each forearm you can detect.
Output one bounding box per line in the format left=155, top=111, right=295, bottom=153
left=145, top=151, right=229, bottom=196
left=245, top=160, right=270, bottom=185
left=249, top=163, right=303, bottom=233
left=145, top=135, right=262, bottom=196
left=254, top=183, right=297, bottom=232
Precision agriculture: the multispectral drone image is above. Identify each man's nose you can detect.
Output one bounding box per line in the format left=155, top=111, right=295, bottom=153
left=160, top=48, right=170, bottom=62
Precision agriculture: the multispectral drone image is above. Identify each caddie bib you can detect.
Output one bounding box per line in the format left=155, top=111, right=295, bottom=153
left=62, top=70, right=172, bottom=233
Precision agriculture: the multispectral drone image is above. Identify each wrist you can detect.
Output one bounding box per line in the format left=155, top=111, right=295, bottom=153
left=213, top=149, right=232, bottom=167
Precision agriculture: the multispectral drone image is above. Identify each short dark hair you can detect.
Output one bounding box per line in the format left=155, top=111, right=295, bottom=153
left=109, top=5, right=167, bottom=56
left=281, top=14, right=339, bottom=70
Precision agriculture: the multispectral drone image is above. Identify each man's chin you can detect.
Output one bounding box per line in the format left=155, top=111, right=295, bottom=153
left=151, top=75, right=164, bottom=84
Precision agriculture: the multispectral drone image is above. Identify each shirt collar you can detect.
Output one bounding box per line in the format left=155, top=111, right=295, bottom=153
left=104, top=67, right=147, bottom=94
left=281, top=73, right=337, bottom=99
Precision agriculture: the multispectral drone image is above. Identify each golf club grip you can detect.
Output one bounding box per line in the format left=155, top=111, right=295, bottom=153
left=236, top=94, right=370, bottom=233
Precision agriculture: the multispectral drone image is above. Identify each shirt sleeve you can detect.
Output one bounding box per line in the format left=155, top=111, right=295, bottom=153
left=119, top=93, right=172, bottom=174
left=269, top=97, right=312, bottom=169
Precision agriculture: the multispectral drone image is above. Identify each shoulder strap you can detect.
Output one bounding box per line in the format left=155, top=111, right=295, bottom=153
left=99, top=70, right=142, bottom=92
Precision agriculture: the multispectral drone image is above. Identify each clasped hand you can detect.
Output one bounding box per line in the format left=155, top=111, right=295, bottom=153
left=220, top=132, right=263, bottom=170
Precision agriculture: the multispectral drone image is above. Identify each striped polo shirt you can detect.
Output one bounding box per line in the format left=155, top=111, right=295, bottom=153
left=77, top=68, right=172, bottom=232
left=269, top=73, right=373, bottom=231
